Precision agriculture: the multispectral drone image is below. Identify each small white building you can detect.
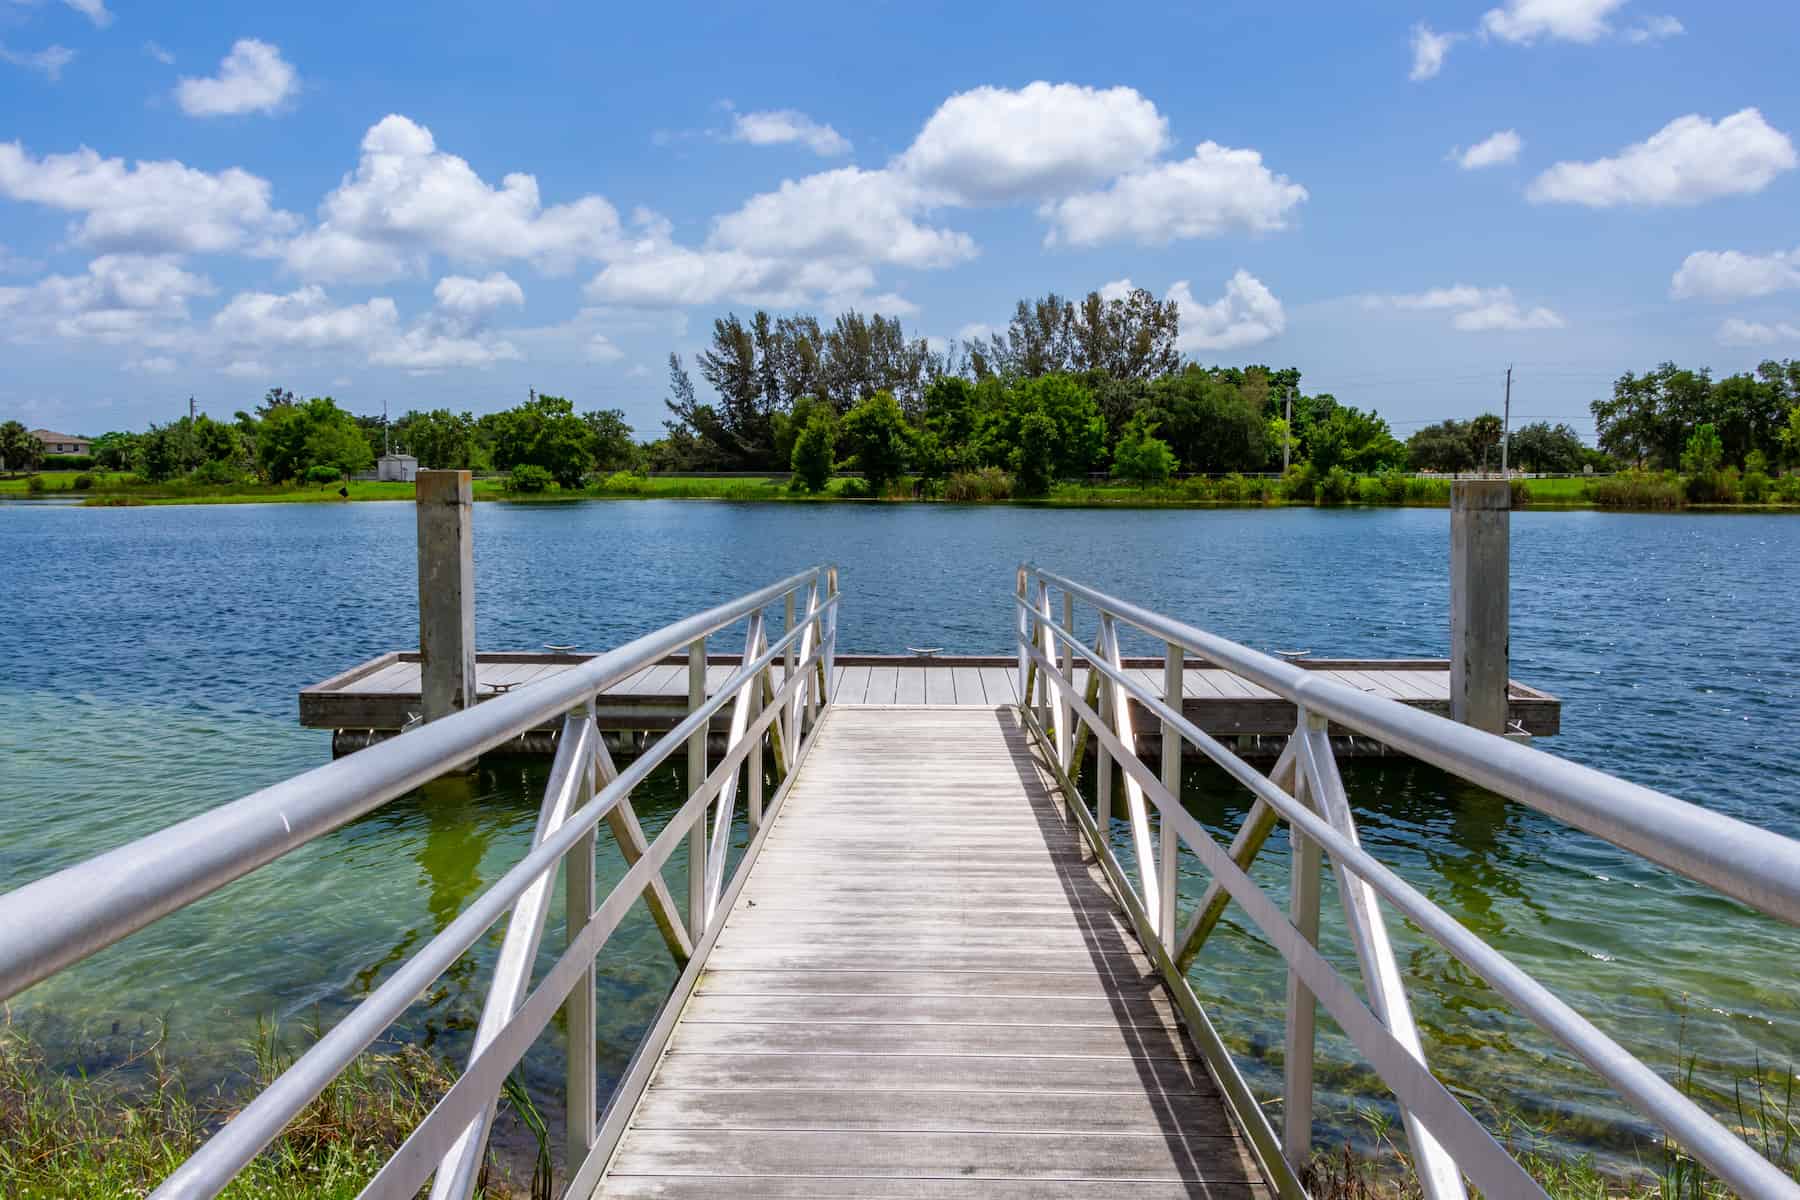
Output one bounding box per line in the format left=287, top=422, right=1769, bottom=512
left=377, top=453, right=419, bottom=482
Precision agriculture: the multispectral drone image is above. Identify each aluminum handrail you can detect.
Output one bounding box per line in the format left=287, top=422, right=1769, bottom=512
left=0, top=567, right=828, bottom=1001
left=1026, top=564, right=1800, bottom=926
left=1016, top=564, right=1800, bottom=1200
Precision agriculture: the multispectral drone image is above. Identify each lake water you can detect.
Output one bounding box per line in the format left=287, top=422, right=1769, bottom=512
left=1, top=499, right=1796, bottom=1171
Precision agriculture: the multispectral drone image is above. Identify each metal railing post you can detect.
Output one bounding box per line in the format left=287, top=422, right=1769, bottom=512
left=686, top=636, right=708, bottom=938
left=1283, top=751, right=1321, bottom=1170
left=1160, top=642, right=1183, bottom=952
left=565, top=712, right=597, bottom=1176
left=803, top=579, right=821, bottom=729
left=1057, top=589, right=1075, bottom=769
left=748, top=645, right=765, bottom=832
left=1015, top=568, right=1030, bottom=702
left=783, top=590, right=798, bottom=755
left=1097, top=615, right=1117, bottom=835
left=823, top=566, right=838, bottom=703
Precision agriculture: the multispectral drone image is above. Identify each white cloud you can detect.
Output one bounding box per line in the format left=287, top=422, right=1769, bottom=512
left=286, top=114, right=629, bottom=281
left=1670, top=247, right=1800, bottom=301
left=1718, top=318, right=1800, bottom=346
left=729, top=108, right=850, bottom=157
left=626, top=363, right=651, bottom=378
left=0, top=42, right=74, bottom=80
left=712, top=167, right=974, bottom=270
left=1529, top=109, right=1796, bottom=207
left=0, top=141, right=297, bottom=254
left=176, top=39, right=299, bottom=117
left=221, top=359, right=269, bottom=379
left=60, top=0, right=110, bottom=27
left=1169, top=271, right=1285, bottom=352
left=0, top=254, right=213, bottom=343
left=1041, top=141, right=1307, bottom=247
left=1625, top=15, right=1684, bottom=42
left=368, top=326, right=521, bottom=371
left=589, top=246, right=877, bottom=308
left=433, top=271, right=525, bottom=316
left=956, top=322, right=994, bottom=343
left=1480, top=0, right=1628, bottom=44
left=1455, top=130, right=1523, bottom=169
left=212, top=286, right=397, bottom=351
left=586, top=334, right=623, bottom=362
left=1410, top=24, right=1460, bottom=80
left=144, top=41, right=175, bottom=65
left=1098, top=278, right=1135, bottom=303
left=1362, top=283, right=1565, bottom=331
left=897, top=82, right=1168, bottom=204
left=127, top=354, right=177, bottom=374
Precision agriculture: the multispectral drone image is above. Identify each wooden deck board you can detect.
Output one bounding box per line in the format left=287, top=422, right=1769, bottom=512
left=595, top=707, right=1268, bottom=1199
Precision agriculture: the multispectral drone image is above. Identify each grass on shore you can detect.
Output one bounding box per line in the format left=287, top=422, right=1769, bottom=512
left=0, top=1021, right=531, bottom=1199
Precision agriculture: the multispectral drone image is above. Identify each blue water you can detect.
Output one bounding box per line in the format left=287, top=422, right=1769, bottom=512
left=1, top=499, right=1796, bottom=1167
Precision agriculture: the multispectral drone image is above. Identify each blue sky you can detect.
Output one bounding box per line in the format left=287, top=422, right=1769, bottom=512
left=2, top=0, right=1796, bottom=441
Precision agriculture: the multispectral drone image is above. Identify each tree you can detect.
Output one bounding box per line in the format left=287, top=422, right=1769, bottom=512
left=258, top=398, right=372, bottom=481
left=696, top=313, right=766, bottom=464
left=583, top=408, right=638, bottom=472
left=395, top=409, right=480, bottom=469
left=1146, top=366, right=1265, bottom=473
left=840, top=392, right=912, bottom=494
left=1507, top=422, right=1586, bottom=473
left=0, top=421, right=40, bottom=473
left=790, top=411, right=836, bottom=493
left=1680, top=422, right=1724, bottom=476
left=975, top=374, right=1105, bottom=479
left=984, top=294, right=1077, bottom=378
left=90, top=431, right=139, bottom=471
left=661, top=352, right=734, bottom=469
left=1013, top=410, right=1057, bottom=496
left=1072, top=287, right=1180, bottom=380
left=1782, top=405, right=1800, bottom=466
left=1111, top=417, right=1176, bottom=486
left=1469, top=413, right=1503, bottom=471
left=483, top=393, right=591, bottom=488
left=1406, top=420, right=1474, bottom=473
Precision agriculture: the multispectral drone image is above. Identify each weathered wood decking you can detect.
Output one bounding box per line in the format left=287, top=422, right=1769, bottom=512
left=300, top=652, right=1560, bottom=753
left=592, top=706, right=1270, bottom=1198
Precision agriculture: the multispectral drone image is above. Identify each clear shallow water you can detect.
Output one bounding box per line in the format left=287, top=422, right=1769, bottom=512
left=1, top=500, right=1796, bottom=1167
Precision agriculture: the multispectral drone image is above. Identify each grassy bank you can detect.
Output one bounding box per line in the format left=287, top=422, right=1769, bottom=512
left=0, top=1022, right=534, bottom=1199
left=4, top=468, right=1797, bottom=511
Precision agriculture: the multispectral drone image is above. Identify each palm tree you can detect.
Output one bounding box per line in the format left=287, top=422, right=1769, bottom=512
left=0, top=421, right=40, bottom=474
left=1469, top=413, right=1503, bottom=472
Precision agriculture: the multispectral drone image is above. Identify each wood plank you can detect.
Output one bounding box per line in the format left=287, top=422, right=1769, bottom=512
left=644, top=1051, right=1216, bottom=1095
left=667, top=1021, right=1196, bottom=1059
left=695, top=969, right=1163, bottom=1000
left=896, top=666, right=928, bottom=705
left=951, top=665, right=987, bottom=705
left=980, top=666, right=1019, bottom=704
left=679, top=993, right=1176, bottom=1028
left=865, top=666, right=900, bottom=705
left=625, top=1086, right=1227, bottom=1134
left=599, top=1178, right=1264, bottom=1199
left=836, top=665, right=871, bottom=705
left=925, top=666, right=958, bottom=706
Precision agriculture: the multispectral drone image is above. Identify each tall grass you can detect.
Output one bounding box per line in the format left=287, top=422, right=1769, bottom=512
left=0, top=1020, right=528, bottom=1199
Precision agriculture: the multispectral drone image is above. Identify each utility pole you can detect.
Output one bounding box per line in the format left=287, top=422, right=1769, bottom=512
left=1500, top=365, right=1512, bottom=476
left=383, top=397, right=390, bottom=457
left=188, top=396, right=196, bottom=423
left=1283, top=386, right=1293, bottom=472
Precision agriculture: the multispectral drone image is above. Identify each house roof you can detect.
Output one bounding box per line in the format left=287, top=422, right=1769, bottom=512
left=30, top=429, right=89, bottom=443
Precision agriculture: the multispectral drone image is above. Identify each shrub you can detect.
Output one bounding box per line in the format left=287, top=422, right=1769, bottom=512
left=1215, top=473, right=1247, bottom=502
left=1318, top=465, right=1354, bottom=504
left=41, top=454, right=94, bottom=470
left=836, top=477, right=873, bottom=499
left=1244, top=476, right=1275, bottom=503
left=190, top=460, right=242, bottom=485
left=1281, top=463, right=1315, bottom=501
left=1586, top=469, right=1683, bottom=509
left=1685, top=466, right=1740, bottom=504
left=1509, top=478, right=1532, bottom=508
left=1380, top=470, right=1409, bottom=504
left=790, top=413, right=836, bottom=494
left=596, top=470, right=646, bottom=494
left=1775, top=473, right=1800, bottom=503
left=1357, top=476, right=1384, bottom=504
left=72, top=473, right=94, bottom=490
left=305, top=464, right=342, bottom=486
left=944, top=467, right=1013, bottom=501
left=25, top=474, right=45, bottom=493
left=1110, top=417, right=1176, bottom=487
left=1742, top=470, right=1771, bottom=503
left=1182, top=476, right=1216, bottom=501
left=1011, top=410, right=1057, bottom=496
left=505, top=464, right=553, bottom=493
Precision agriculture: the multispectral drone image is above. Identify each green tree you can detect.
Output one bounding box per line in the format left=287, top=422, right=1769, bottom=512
left=1680, top=422, right=1724, bottom=476
left=840, top=392, right=912, bottom=495
left=584, top=408, right=638, bottom=473
left=0, top=421, right=39, bottom=473
left=1469, top=413, right=1503, bottom=471
left=1782, top=405, right=1800, bottom=466
left=483, top=392, right=591, bottom=487
left=90, top=431, right=139, bottom=471
left=1406, top=421, right=1475, bottom=473
left=1012, top=410, right=1057, bottom=496
left=1507, top=422, right=1586, bottom=473
left=395, top=409, right=480, bottom=469
left=789, top=411, right=836, bottom=493
left=258, top=398, right=372, bottom=481
left=1147, top=366, right=1265, bottom=473
left=975, top=374, right=1105, bottom=479
left=1110, top=417, right=1176, bottom=486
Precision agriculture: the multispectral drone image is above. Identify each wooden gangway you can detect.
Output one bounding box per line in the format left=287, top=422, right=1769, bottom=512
left=5, top=564, right=1800, bottom=1200
left=596, top=706, right=1268, bottom=1197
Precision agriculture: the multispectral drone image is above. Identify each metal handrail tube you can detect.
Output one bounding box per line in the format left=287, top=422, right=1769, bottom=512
left=1024, top=565, right=1800, bottom=927
left=0, top=568, right=827, bottom=1001
left=1020, top=625, right=1800, bottom=1198
left=150, top=612, right=831, bottom=1199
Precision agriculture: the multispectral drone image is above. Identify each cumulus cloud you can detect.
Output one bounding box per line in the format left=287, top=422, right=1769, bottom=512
left=209, top=282, right=521, bottom=372
left=713, top=167, right=974, bottom=269
left=1718, top=318, right=1800, bottom=346
left=285, top=115, right=629, bottom=281
left=1098, top=278, right=1135, bottom=303
left=1455, top=130, right=1523, bottom=169
left=1625, top=14, right=1684, bottom=42
left=433, top=271, right=525, bottom=316
left=59, top=0, right=110, bottom=27
left=1169, top=271, right=1285, bottom=352
left=1362, top=284, right=1565, bottom=331
left=728, top=108, right=850, bottom=156
left=1480, top=0, right=1628, bottom=44
left=0, top=254, right=213, bottom=343
left=144, top=41, right=175, bottom=65
left=1041, top=142, right=1306, bottom=247
left=1410, top=24, right=1460, bottom=80
left=127, top=354, right=178, bottom=374
left=897, top=82, right=1168, bottom=204
left=1670, top=248, right=1800, bottom=302
left=0, top=42, right=75, bottom=81
left=586, top=334, right=623, bottom=362
left=176, top=39, right=299, bottom=117
left=1528, top=108, right=1796, bottom=206
left=0, top=141, right=297, bottom=254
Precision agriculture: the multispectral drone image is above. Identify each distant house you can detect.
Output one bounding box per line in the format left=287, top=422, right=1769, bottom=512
left=377, top=453, right=419, bottom=482
left=32, top=429, right=92, bottom=457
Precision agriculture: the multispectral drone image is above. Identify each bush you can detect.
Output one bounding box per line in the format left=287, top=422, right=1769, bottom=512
left=505, top=464, right=553, bottom=493
left=25, top=474, right=45, bottom=493
left=1281, top=463, right=1315, bottom=501
left=1774, top=473, right=1800, bottom=503
left=1684, top=466, right=1740, bottom=504
left=1586, top=469, right=1683, bottom=509
left=836, top=477, right=873, bottom=499
left=1743, top=471, right=1771, bottom=503
left=1244, top=476, right=1274, bottom=503
left=1357, top=476, right=1384, bottom=504
left=790, top=413, right=836, bottom=494
left=1182, top=476, right=1216, bottom=501
left=1212, top=473, right=1245, bottom=502
left=944, top=467, right=1013, bottom=501
left=1110, top=417, right=1176, bottom=486
left=305, top=464, right=342, bottom=486
left=1318, top=465, right=1354, bottom=504
left=1509, top=478, right=1532, bottom=508
left=595, top=470, right=646, bottom=494
left=41, top=454, right=93, bottom=470
left=1380, top=470, right=1409, bottom=504
left=72, top=473, right=94, bottom=491
left=190, top=460, right=242, bottom=485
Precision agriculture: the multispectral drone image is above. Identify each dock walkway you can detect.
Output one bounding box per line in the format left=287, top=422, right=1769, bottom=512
left=594, top=706, right=1268, bottom=1198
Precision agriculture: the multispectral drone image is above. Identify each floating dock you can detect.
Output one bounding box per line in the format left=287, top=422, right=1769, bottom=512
left=300, top=650, right=1560, bottom=756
